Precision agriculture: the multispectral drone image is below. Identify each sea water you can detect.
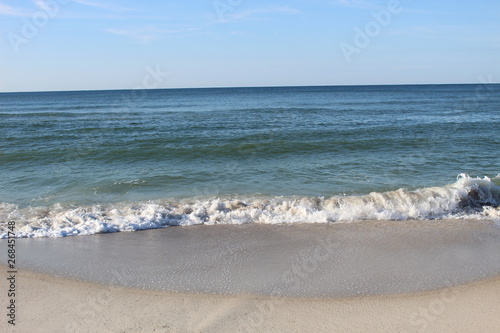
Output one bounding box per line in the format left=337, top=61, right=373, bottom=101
left=1, top=84, right=499, bottom=237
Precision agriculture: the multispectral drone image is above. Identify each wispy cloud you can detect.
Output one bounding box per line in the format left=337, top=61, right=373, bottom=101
left=106, top=26, right=199, bottom=43
left=0, top=0, right=68, bottom=17
left=317, top=0, right=432, bottom=14
left=385, top=25, right=435, bottom=37
left=220, top=6, right=300, bottom=23
left=72, top=0, right=135, bottom=12
left=386, top=24, right=500, bottom=40
left=334, top=0, right=378, bottom=10
left=32, top=0, right=57, bottom=12
left=393, top=65, right=433, bottom=70
left=106, top=27, right=160, bottom=43
left=0, top=2, right=32, bottom=16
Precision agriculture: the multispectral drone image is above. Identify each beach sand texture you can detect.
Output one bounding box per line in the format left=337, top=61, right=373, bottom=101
left=4, top=268, right=500, bottom=333
left=2, top=219, right=500, bottom=332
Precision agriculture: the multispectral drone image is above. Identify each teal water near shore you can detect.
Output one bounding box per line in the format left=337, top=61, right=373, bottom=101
left=1, top=85, right=499, bottom=237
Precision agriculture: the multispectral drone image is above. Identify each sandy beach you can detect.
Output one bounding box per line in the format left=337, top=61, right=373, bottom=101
left=2, top=219, right=500, bottom=332
left=2, top=267, right=500, bottom=332
left=2, top=0, right=499, bottom=329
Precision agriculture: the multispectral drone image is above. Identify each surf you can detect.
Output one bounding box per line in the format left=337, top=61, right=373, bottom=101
left=1, top=174, right=499, bottom=238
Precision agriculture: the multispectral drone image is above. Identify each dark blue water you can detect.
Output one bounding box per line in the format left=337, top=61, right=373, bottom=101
left=1, top=85, right=499, bottom=237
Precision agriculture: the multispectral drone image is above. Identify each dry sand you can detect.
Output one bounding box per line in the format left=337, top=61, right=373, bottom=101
left=2, top=268, right=500, bottom=332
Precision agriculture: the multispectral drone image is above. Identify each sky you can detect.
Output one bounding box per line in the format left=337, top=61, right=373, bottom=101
left=0, top=0, right=499, bottom=92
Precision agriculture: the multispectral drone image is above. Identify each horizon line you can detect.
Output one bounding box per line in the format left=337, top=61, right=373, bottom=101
left=1, top=82, right=499, bottom=94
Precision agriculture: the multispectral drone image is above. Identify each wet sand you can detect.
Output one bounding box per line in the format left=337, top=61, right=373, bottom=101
left=2, top=219, right=500, bottom=331
left=9, top=219, right=500, bottom=297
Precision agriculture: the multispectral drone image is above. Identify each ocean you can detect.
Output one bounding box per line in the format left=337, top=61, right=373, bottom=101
left=1, top=84, right=499, bottom=238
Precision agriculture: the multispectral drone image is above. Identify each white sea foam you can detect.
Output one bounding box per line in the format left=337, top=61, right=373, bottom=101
left=1, top=174, right=499, bottom=238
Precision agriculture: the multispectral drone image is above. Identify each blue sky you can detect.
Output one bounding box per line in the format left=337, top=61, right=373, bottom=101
left=1, top=0, right=499, bottom=92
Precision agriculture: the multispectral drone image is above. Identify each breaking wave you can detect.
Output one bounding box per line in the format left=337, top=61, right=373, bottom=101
left=1, top=174, right=499, bottom=238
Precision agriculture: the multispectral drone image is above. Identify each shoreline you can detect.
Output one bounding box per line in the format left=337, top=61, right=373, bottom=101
left=2, top=267, right=500, bottom=332
left=8, top=219, right=500, bottom=297
left=3, top=218, right=500, bottom=331
left=5, top=264, right=500, bottom=302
